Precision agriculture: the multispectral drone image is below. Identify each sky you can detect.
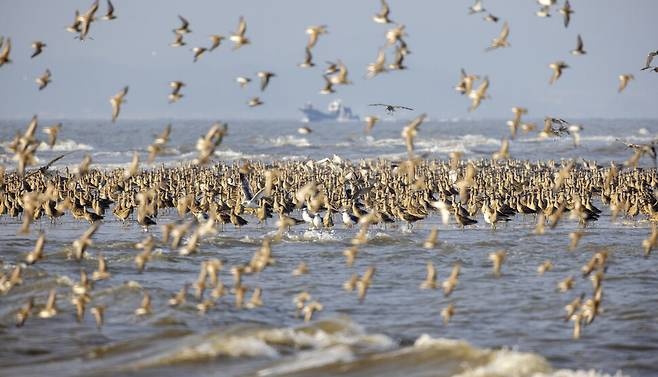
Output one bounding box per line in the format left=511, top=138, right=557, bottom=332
left=0, top=0, right=656, bottom=121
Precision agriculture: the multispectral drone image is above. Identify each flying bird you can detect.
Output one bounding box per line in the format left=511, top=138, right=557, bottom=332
left=641, top=51, right=658, bottom=70
left=174, top=15, right=191, bottom=34
left=618, top=74, right=634, bottom=93
left=230, top=16, right=250, bottom=50
left=549, top=61, right=569, bottom=84
left=369, top=103, right=413, bottom=113
left=373, top=0, right=393, bottom=24
left=36, top=69, right=52, bottom=90
left=486, top=21, right=510, bottom=51
left=257, top=71, right=276, bottom=91
left=30, top=41, right=46, bottom=58
left=570, top=34, right=586, bottom=55
left=208, top=35, right=225, bottom=51
left=101, top=0, right=117, bottom=20
left=110, top=86, right=129, bottom=123
left=305, top=25, right=327, bottom=48
left=0, top=37, right=11, bottom=66
left=560, top=0, right=574, bottom=28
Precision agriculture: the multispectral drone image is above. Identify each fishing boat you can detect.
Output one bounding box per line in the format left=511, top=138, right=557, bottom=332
left=299, top=100, right=360, bottom=123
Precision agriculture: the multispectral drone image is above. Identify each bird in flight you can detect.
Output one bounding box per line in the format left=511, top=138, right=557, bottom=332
left=641, top=50, right=658, bottom=71
left=369, top=103, right=413, bottom=113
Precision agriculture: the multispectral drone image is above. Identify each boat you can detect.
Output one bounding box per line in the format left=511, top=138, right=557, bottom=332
left=299, top=100, right=360, bottom=123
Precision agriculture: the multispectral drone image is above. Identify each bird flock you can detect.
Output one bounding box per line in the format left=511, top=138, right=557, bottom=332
left=0, top=0, right=657, bottom=348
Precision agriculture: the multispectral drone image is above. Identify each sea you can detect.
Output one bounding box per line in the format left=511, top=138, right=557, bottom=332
left=0, top=117, right=657, bottom=377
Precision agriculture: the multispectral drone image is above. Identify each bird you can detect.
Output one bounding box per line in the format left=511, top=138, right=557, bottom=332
left=192, top=47, right=207, bottom=62
left=110, top=86, right=129, bottom=122
left=305, top=25, right=327, bottom=48
left=468, top=0, right=485, bottom=14
left=248, top=97, right=263, bottom=107
left=0, top=37, right=11, bottom=66
left=256, top=71, right=276, bottom=92
left=549, top=61, right=569, bottom=84
left=169, top=33, right=186, bottom=47
left=319, top=75, right=335, bottom=94
left=468, top=76, right=490, bottom=111
left=486, top=22, right=510, bottom=51
left=483, top=13, right=499, bottom=23
left=30, top=41, right=46, bottom=58
left=168, top=81, right=185, bottom=103
left=419, top=261, right=437, bottom=289
left=25, top=232, right=46, bottom=265
left=173, top=15, right=191, bottom=34
left=558, top=276, right=575, bottom=292
left=236, top=76, right=251, bottom=88
left=423, top=228, right=438, bottom=249
left=134, top=291, right=152, bottom=316
left=489, top=250, right=506, bottom=277
left=230, top=16, right=250, bottom=50
left=537, top=260, right=553, bottom=275
left=16, top=298, right=34, bottom=327
left=357, top=266, right=375, bottom=303
left=559, top=0, right=574, bottom=27
left=92, top=253, right=111, bottom=281
left=364, top=116, right=379, bottom=134
left=570, top=35, right=586, bottom=55
left=36, top=69, right=52, bottom=90
left=368, top=103, right=413, bottom=113
left=101, top=0, right=117, bottom=20
left=442, top=263, right=460, bottom=297
left=208, top=35, right=224, bottom=51
left=292, top=262, right=309, bottom=276
left=239, top=172, right=266, bottom=208
left=366, top=48, right=387, bottom=79
left=441, top=303, right=455, bottom=325
left=618, top=74, right=634, bottom=93
left=641, top=51, right=658, bottom=70
left=91, top=306, right=105, bottom=328
left=373, top=0, right=393, bottom=24
left=38, top=289, right=58, bottom=318
left=298, top=47, right=315, bottom=68
left=42, top=123, right=62, bottom=148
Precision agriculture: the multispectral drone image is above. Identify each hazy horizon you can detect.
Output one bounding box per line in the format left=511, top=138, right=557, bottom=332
left=0, top=0, right=657, bottom=121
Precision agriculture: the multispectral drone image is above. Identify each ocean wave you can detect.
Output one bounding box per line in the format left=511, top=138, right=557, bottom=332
left=262, top=135, right=312, bottom=148
left=38, top=139, right=94, bottom=152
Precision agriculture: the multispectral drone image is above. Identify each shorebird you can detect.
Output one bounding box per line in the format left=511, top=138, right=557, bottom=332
left=135, top=291, right=152, bottom=316
left=364, top=116, right=379, bottom=133
left=25, top=232, right=46, bottom=265
left=110, top=86, right=129, bottom=123
left=441, top=303, right=454, bottom=325
left=169, top=33, right=186, bottom=47
left=618, top=74, right=634, bottom=93
left=92, top=253, right=111, bottom=281
left=305, top=25, right=327, bottom=48
left=43, top=123, right=62, bottom=148
left=489, top=250, right=506, bottom=277
left=442, top=263, right=460, bottom=297
left=76, top=0, right=100, bottom=40
left=641, top=50, right=658, bottom=70
left=549, top=61, right=569, bottom=84
left=208, top=35, right=224, bottom=51
left=248, top=97, right=263, bottom=107
left=558, top=276, right=575, bottom=292
left=30, top=41, right=46, bottom=58
left=192, top=47, right=207, bottom=62
left=536, top=5, right=551, bottom=18
left=423, top=228, right=438, bottom=249
left=35, top=68, right=52, bottom=89
left=0, top=37, right=11, bottom=66
left=230, top=16, right=250, bottom=50
left=369, top=103, right=413, bottom=113
left=483, top=13, right=499, bottom=23
left=101, top=0, right=117, bottom=20
left=560, top=0, right=573, bottom=28
left=373, top=0, right=393, bottom=24
left=168, top=81, right=185, bottom=103
left=91, top=306, right=104, bottom=328
left=173, top=15, right=191, bottom=34
left=38, top=289, right=58, bottom=318
left=468, top=76, right=490, bottom=111
left=537, top=260, right=553, bottom=275
left=570, top=35, right=586, bottom=55
left=419, top=261, right=437, bottom=289
left=236, top=76, right=251, bottom=88
left=328, top=60, right=351, bottom=85
left=366, top=48, right=387, bottom=79
left=357, top=266, right=375, bottom=303
left=257, top=71, right=276, bottom=91
left=468, top=0, right=485, bottom=14
left=455, top=68, right=479, bottom=95
left=319, top=75, right=335, bottom=94
left=240, top=172, right=266, bottom=208
left=298, top=47, right=315, bottom=68
left=486, top=22, right=510, bottom=51
left=16, top=298, right=33, bottom=327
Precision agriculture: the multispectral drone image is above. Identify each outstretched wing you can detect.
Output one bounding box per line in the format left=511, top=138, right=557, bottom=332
left=394, top=105, right=414, bottom=111
left=368, top=103, right=388, bottom=107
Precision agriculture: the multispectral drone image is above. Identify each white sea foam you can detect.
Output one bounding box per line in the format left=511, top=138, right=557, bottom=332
left=38, top=139, right=94, bottom=152
left=266, top=135, right=312, bottom=147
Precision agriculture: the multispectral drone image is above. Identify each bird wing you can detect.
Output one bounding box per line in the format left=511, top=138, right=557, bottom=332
left=107, top=0, right=115, bottom=15
left=368, top=103, right=388, bottom=107
left=237, top=16, right=247, bottom=36
left=499, top=22, right=509, bottom=40
left=576, top=35, right=583, bottom=50
left=394, top=105, right=414, bottom=111
left=178, top=15, right=189, bottom=29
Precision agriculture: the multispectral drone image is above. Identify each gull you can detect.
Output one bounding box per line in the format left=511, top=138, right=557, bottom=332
left=257, top=71, right=276, bottom=91
left=239, top=172, right=266, bottom=208
left=192, top=47, right=207, bottom=62
left=169, top=33, right=186, bottom=47
left=101, top=0, right=116, bottom=20
left=549, top=61, right=569, bottom=84
left=468, top=0, right=485, bottom=14
left=570, top=34, right=586, bottom=55
left=486, top=22, right=510, bottom=51
left=364, top=116, right=379, bottom=133
left=560, top=0, right=573, bottom=28
left=31, top=41, right=46, bottom=58
left=373, top=0, right=393, bottom=24
left=468, top=76, right=489, bottom=111
left=209, top=35, right=224, bottom=51
left=174, top=15, right=191, bottom=34
left=110, top=86, right=128, bottom=123
left=0, top=37, right=11, bottom=67
left=248, top=97, right=263, bottom=107
left=618, top=74, right=634, bottom=93
left=236, top=76, right=251, bottom=88
left=369, top=103, right=413, bottom=113
left=230, top=16, right=250, bottom=50
left=36, top=69, right=52, bottom=90
left=319, top=75, right=335, bottom=94
left=641, top=50, right=658, bottom=70
left=305, top=25, right=327, bottom=48
left=366, top=48, right=387, bottom=79
left=298, top=47, right=315, bottom=68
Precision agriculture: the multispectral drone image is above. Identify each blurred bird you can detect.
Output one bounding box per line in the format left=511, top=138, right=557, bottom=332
left=110, top=86, right=129, bottom=123
left=549, top=61, right=569, bottom=84
left=570, top=35, right=586, bottom=55
left=618, top=74, right=634, bottom=93
left=30, top=41, right=46, bottom=58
